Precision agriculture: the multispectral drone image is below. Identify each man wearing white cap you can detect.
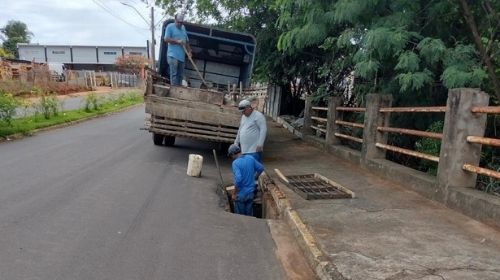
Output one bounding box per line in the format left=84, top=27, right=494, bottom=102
left=163, top=13, right=191, bottom=86
left=234, top=99, right=267, bottom=163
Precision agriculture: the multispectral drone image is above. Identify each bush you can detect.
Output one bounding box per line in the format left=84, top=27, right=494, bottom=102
left=84, top=92, right=100, bottom=112
left=35, top=93, right=59, bottom=119
left=415, top=121, right=443, bottom=175
left=0, top=90, right=18, bottom=125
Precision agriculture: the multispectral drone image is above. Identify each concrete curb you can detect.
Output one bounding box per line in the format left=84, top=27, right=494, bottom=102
left=276, top=117, right=303, bottom=138
left=260, top=172, right=344, bottom=280
left=0, top=103, right=144, bottom=144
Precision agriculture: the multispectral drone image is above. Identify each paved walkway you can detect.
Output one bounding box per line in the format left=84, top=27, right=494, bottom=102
left=262, top=121, right=500, bottom=280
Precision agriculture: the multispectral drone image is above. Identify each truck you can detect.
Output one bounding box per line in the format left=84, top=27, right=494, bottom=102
left=144, top=20, right=257, bottom=147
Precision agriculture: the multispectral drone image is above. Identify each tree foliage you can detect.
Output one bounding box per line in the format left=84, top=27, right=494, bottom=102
left=155, top=0, right=499, bottom=102
left=0, top=20, right=33, bottom=58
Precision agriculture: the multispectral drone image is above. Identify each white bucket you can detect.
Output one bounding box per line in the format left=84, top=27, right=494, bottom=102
left=187, top=154, right=203, bottom=177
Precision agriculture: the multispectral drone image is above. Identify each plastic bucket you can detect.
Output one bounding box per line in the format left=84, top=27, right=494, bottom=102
left=187, top=154, right=203, bottom=177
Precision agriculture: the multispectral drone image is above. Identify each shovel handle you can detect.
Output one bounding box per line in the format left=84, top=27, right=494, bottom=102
left=182, top=44, right=209, bottom=87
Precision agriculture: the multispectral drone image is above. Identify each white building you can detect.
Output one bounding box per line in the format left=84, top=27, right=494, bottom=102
left=17, top=44, right=149, bottom=71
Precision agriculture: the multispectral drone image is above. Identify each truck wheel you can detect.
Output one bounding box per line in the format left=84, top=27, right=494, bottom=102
left=153, top=133, right=164, bottom=145
left=164, top=136, right=176, bottom=146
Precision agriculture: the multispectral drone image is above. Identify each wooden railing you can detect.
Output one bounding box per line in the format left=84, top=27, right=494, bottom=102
left=334, top=107, right=365, bottom=144
left=300, top=89, right=497, bottom=192
left=375, top=106, right=445, bottom=163
left=310, top=106, right=328, bottom=139
left=463, top=106, right=500, bottom=180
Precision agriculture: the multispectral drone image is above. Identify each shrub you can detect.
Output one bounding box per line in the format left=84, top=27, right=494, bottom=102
left=0, top=90, right=18, bottom=125
left=415, top=121, right=443, bottom=175
left=35, top=93, right=59, bottom=119
left=84, top=92, right=100, bottom=112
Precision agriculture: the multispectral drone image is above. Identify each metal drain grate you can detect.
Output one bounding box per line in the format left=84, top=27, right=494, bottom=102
left=275, top=170, right=355, bottom=200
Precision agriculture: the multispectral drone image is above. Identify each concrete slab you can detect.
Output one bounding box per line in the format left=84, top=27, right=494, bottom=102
left=262, top=121, right=500, bottom=280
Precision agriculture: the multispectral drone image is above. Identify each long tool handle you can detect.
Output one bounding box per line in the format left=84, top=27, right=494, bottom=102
left=213, top=149, right=224, bottom=187
left=182, top=44, right=208, bottom=87
left=274, top=169, right=289, bottom=184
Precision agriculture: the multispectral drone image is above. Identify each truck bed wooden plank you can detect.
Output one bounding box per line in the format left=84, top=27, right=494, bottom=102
left=154, top=118, right=239, bottom=134
left=152, top=123, right=237, bottom=138
left=146, top=102, right=240, bottom=127
left=153, top=84, right=224, bottom=105
left=149, top=128, right=235, bottom=143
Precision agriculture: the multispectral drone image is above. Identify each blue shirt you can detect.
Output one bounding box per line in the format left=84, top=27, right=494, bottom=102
left=232, top=155, right=264, bottom=197
left=164, top=23, right=188, bottom=62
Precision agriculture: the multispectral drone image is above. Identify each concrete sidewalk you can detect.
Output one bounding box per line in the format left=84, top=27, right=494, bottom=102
left=262, top=121, right=500, bottom=280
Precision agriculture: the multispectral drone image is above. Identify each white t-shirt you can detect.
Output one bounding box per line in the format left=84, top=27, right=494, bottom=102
left=234, top=110, right=267, bottom=154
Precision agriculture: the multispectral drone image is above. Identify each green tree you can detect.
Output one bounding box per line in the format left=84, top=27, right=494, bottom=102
left=1, top=20, right=33, bottom=58
left=0, top=47, right=14, bottom=59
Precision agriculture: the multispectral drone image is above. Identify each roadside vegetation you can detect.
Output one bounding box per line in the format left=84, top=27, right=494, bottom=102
left=0, top=90, right=143, bottom=138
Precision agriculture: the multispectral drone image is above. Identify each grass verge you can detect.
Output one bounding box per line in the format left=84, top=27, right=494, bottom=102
left=0, top=91, right=143, bottom=138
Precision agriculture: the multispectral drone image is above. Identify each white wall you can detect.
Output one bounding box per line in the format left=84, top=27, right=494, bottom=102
left=46, top=46, right=71, bottom=63
left=97, top=47, right=122, bottom=64
left=18, top=46, right=45, bottom=62
left=72, top=46, right=97, bottom=63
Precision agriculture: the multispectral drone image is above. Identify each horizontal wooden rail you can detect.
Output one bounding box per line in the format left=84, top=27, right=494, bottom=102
left=379, top=106, right=446, bottom=113
left=311, top=125, right=327, bottom=133
left=467, top=136, right=500, bottom=147
left=312, top=106, right=328, bottom=111
left=335, top=120, right=364, bottom=129
left=471, top=106, right=500, bottom=114
left=375, top=143, right=439, bottom=162
left=334, top=133, right=363, bottom=143
left=377, top=127, right=443, bottom=139
left=311, top=116, right=328, bottom=122
left=463, top=164, right=500, bottom=180
left=336, top=107, right=366, bottom=112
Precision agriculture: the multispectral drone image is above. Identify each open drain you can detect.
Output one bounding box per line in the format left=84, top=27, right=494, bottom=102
left=274, top=169, right=355, bottom=200
left=224, top=184, right=264, bottom=218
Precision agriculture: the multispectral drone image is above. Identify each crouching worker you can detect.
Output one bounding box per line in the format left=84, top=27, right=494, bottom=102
left=228, top=144, right=264, bottom=216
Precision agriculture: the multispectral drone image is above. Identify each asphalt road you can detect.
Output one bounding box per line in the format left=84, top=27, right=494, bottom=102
left=0, top=105, right=284, bottom=280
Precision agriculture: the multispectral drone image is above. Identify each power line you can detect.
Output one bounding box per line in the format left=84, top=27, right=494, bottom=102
left=91, top=0, right=148, bottom=33
left=155, top=13, right=168, bottom=28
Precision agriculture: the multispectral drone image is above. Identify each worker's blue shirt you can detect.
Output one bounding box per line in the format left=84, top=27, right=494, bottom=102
left=232, top=155, right=264, bottom=198
left=164, top=23, right=188, bottom=62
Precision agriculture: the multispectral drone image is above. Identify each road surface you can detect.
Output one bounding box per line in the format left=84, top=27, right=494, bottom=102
left=0, top=105, right=284, bottom=279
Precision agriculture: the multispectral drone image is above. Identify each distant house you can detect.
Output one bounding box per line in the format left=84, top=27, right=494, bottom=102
left=17, top=43, right=149, bottom=72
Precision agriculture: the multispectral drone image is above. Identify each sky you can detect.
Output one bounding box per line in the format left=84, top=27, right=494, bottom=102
left=0, top=0, right=170, bottom=55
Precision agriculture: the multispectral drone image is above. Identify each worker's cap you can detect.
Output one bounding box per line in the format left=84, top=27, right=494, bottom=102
left=175, top=13, right=184, bottom=22
left=238, top=99, right=251, bottom=111
left=227, top=144, right=241, bottom=157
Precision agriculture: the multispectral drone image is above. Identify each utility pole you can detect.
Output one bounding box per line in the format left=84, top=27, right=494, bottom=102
left=121, top=2, right=156, bottom=69
left=150, top=6, right=155, bottom=70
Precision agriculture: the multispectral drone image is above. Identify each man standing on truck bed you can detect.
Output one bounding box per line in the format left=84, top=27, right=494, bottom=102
left=234, top=100, right=267, bottom=163
left=163, top=13, right=191, bottom=86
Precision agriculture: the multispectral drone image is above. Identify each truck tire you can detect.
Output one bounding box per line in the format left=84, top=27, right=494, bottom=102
left=164, top=136, right=175, bottom=146
left=153, top=133, right=164, bottom=145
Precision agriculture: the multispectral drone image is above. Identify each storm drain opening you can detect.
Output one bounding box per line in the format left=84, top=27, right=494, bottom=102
left=222, top=184, right=277, bottom=219
left=275, top=169, right=355, bottom=200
